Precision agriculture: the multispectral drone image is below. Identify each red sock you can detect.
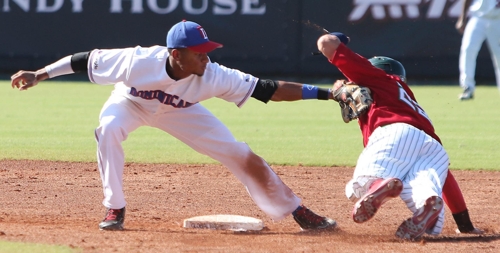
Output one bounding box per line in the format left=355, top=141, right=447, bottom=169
left=442, top=170, right=467, bottom=214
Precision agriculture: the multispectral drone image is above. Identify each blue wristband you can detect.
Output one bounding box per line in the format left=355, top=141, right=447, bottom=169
left=302, top=85, right=319, bottom=99
left=330, top=32, right=349, bottom=45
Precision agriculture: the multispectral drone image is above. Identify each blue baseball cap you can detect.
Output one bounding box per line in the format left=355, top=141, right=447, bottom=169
left=166, top=20, right=223, bottom=53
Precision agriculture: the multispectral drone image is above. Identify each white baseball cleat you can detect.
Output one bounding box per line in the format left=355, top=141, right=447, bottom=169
left=352, top=178, right=403, bottom=223
left=458, top=87, right=474, bottom=101
left=455, top=227, right=484, bottom=234
left=395, top=196, right=443, bottom=240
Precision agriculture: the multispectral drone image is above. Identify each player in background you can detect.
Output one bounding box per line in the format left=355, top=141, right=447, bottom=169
left=315, top=32, right=481, bottom=240
left=456, top=0, right=500, bottom=100
left=10, top=20, right=338, bottom=231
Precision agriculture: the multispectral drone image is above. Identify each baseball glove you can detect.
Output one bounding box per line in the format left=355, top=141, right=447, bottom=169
left=332, top=80, right=373, bottom=123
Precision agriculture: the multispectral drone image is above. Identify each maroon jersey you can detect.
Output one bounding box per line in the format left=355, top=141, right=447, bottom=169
left=329, top=44, right=441, bottom=146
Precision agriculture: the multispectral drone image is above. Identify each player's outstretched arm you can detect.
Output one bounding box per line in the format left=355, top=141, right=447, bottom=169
left=270, top=81, right=333, bottom=102
left=11, top=52, right=90, bottom=91
left=250, top=79, right=333, bottom=103
left=254, top=31, right=348, bottom=102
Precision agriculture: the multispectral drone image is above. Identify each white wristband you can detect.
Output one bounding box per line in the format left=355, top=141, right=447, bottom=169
left=44, top=55, right=75, bottom=78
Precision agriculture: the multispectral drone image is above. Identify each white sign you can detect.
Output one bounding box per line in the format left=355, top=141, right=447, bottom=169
left=349, top=0, right=462, bottom=21
left=1, top=0, right=266, bottom=14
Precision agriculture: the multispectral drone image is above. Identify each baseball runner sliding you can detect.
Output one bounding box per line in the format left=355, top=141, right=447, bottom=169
left=316, top=32, right=482, bottom=240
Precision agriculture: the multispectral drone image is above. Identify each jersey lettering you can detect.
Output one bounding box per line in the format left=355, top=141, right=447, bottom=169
left=396, top=82, right=433, bottom=124
left=129, top=87, right=195, bottom=108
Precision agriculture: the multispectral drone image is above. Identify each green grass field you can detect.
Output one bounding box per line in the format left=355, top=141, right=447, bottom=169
left=0, top=80, right=499, bottom=252
left=0, top=241, right=80, bottom=253
left=1, top=81, right=499, bottom=170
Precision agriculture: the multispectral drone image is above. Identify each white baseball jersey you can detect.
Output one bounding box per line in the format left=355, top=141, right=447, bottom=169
left=459, top=0, right=500, bottom=91
left=468, top=0, right=500, bottom=18
left=90, top=45, right=301, bottom=220
left=87, top=45, right=258, bottom=112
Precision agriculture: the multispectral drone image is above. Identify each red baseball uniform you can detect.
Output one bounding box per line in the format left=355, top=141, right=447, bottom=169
left=330, top=44, right=439, bottom=146
left=331, top=43, right=467, bottom=214
left=331, top=43, right=448, bottom=236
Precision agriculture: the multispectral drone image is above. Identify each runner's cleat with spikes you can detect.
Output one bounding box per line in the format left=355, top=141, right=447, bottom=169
left=352, top=178, right=403, bottom=223
left=395, top=196, right=443, bottom=240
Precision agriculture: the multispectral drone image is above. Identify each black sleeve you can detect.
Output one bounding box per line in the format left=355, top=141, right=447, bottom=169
left=70, top=51, right=90, bottom=73
left=251, top=79, right=279, bottom=103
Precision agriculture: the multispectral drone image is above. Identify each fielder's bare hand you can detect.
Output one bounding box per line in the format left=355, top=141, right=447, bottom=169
left=11, top=69, right=49, bottom=91
left=455, top=18, right=466, bottom=34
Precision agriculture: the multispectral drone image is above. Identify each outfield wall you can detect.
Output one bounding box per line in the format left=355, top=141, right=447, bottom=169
left=0, top=0, right=495, bottom=83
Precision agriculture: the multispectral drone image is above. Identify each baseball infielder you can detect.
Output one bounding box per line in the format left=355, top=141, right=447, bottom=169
left=456, top=0, right=500, bottom=100
left=10, top=20, right=338, bottom=231
left=317, top=33, right=449, bottom=240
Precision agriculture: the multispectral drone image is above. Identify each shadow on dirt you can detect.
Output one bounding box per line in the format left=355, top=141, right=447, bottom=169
left=423, top=234, right=500, bottom=243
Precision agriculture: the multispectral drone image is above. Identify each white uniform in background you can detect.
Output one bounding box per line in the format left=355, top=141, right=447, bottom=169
left=459, top=0, right=500, bottom=96
left=88, top=45, right=301, bottom=220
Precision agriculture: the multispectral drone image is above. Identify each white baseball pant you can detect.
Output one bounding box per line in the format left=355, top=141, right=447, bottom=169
left=459, top=16, right=500, bottom=91
left=94, top=94, right=301, bottom=220
left=345, top=123, right=449, bottom=235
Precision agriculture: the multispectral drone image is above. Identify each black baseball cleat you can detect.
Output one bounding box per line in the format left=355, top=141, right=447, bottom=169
left=453, top=209, right=484, bottom=234
left=99, top=207, right=125, bottom=231
left=292, top=205, right=337, bottom=230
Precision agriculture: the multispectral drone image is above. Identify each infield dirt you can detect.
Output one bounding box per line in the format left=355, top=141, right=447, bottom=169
left=0, top=160, right=498, bottom=252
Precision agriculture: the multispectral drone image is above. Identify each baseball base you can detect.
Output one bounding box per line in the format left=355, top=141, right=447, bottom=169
left=183, top=214, right=264, bottom=231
